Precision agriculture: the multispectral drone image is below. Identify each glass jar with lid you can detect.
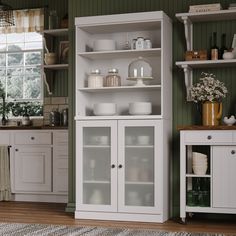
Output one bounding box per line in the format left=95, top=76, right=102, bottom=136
left=105, top=68, right=121, bottom=87
left=88, top=69, right=104, bottom=88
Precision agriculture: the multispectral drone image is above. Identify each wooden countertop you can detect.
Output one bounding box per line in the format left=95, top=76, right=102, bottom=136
left=0, top=125, right=68, bottom=130
left=178, top=125, right=236, bottom=131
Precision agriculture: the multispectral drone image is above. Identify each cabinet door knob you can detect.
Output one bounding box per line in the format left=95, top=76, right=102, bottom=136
left=111, top=164, right=115, bottom=168
left=15, top=149, right=18, bottom=152
left=31, top=137, right=35, bottom=140
left=207, top=135, right=212, bottom=140
left=231, top=150, right=235, bottom=155
left=118, top=164, right=123, bottom=169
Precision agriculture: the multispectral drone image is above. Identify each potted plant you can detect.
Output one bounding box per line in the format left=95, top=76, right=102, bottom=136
left=190, top=72, right=228, bottom=126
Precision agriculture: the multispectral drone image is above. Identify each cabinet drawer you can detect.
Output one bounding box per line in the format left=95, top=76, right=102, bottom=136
left=184, top=131, right=233, bottom=143
left=14, top=132, right=52, bottom=145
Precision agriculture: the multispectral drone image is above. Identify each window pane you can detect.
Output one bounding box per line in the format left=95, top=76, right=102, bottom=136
left=7, top=53, right=24, bottom=66
left=24, top=76, right=41, bottom=99
left=25, top=66, right=41, bottom=75
left=25, top=52, right=41, bottom=65
left=0, top=34, right=6, bottom=44
left=0, top=69, right=6, bottom=76
left=7, top=33, right=24, bottom=43
left=7, top=68, right=23, bottom=76
left=7, top=76, right=23, bottom=99
left=25, top=32, right=42, bottom=42
left=0, top=45, right=7, bottom=52
left=25, top=42, right=43, bottom=50
left=0, top=54, right=6, bottom=66
left=8, top=43, right=24, bottom=51
left=0, top=77, right=6, bottom=90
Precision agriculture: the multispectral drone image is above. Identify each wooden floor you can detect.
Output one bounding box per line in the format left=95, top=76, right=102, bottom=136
left=0, top=202, right=236, bottom=234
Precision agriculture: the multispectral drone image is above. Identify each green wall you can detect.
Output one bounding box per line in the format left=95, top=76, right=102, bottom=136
left=68, top=0, right=236, bottom=216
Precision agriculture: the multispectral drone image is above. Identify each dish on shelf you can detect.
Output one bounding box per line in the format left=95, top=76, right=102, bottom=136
left=129, top=102, right=152, bottom=115
left=93, top=39, right=116, bottom=51
left=93, top=103, right=117, bottom=116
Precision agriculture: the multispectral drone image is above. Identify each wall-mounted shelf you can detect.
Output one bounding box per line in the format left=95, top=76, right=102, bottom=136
left=43, top=28, right=68, bottom=36
left=43, top=64, right=69, bottom=70
left=175, top=9, right=236, bottom=101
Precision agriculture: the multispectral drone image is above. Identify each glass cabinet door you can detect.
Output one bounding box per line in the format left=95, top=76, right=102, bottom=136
left=76, top=120, right=117, bottom=212
left=118, top=120, right=162, bottom=214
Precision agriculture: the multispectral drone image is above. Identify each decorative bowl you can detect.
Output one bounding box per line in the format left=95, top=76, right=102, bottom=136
left=129, top=102, right=152, bottom=115
left=93, top=103, right=117, bottom=116
left=93, top=39, right=116, bottom=51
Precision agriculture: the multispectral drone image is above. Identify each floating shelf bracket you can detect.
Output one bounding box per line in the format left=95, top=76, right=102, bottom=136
left=183, top=65, right=193, bottom=101
left=182, top=16, right=193, bottom=51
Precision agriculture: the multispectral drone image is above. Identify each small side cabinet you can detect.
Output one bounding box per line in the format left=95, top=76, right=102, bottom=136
left=179, top=128, right=236, bottom=222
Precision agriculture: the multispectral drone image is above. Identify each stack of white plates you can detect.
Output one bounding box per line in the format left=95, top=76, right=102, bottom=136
left=192, top=152, right=208, bottom=175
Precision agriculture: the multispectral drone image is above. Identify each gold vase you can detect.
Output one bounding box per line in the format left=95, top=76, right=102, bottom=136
left=202, top=101, right=222, bottom=126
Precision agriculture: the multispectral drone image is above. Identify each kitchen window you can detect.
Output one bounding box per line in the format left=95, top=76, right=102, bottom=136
left=0, top=8, right=44, bottom=117
left=0, top=32, right=43, bottom=102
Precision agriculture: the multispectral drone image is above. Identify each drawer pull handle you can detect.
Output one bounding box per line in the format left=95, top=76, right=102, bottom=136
left=231, top=150, right=235, bottom=155
left=118, top=164, right=123, bottom=169
left=111, top=164, right=115, bottom=169
left=15, top=149, right=18, bottom=152
left=207, top=135, right=212, bottom=140
left=31, top=137, right=35, bottom=140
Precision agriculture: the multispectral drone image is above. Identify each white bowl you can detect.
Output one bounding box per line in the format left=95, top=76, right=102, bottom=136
left=129, top=102, right=152, bottom=115
left=93, top=103, right=117, bottom=116
left=193, top=165, right=208, bottom=175
left=93, top=39, right=116, bottom=51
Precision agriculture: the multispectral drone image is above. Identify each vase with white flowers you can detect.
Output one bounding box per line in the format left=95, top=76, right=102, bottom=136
left=190, top=72, right=228, bottom=126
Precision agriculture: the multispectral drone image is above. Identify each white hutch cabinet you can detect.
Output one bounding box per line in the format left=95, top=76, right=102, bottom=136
left=75, top=11, right=172, bottom=223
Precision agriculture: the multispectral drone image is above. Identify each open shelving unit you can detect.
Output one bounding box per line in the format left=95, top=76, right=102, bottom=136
left=175, top=9, right=236, bottom=100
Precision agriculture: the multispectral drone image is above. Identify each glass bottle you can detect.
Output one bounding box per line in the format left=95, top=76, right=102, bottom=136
left=105, top=68, right=121, bottom=87
left=211, top=32, right=219, bottom=60
left=49, top=10, right=59, bottom=29
left=219, top=33, right=227, bottom=59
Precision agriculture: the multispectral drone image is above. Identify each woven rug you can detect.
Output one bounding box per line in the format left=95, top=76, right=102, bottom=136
left=0, top=223, right=224, bottom=236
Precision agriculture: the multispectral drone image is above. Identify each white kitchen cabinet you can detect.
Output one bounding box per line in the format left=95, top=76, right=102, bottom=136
left=74, top=10, right=172, bottom=223
left=76, top=119, right=169, bottom=222
left=7, top=129, right=68, bottom=203
left=179, top=127, right=236, bottom=223
left=75, top=11, right=172, bottom=222
left=14, top=146, right=52, bottom=192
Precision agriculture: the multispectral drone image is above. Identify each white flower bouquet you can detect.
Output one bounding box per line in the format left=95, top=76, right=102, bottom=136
left=190, top=72, right=228, bottom=103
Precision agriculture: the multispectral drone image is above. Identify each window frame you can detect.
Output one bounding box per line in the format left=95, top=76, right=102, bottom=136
left=0, top=31, right=44, bottom=103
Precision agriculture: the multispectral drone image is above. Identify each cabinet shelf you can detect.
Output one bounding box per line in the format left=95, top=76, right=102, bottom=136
left=78, top=48, right=161, bottom=60
left=75, top=115, right=162, bottom=120
left=186, top=174, right=211, bottom=178
left=125, top=145, right=154, bottom=148
left=83, top=180, right=110, bottom=184
left=78, top=85, right=161, bottom=93
left=83, top=145, right=110, bottom=148
left=125, top=181, right=154, bottom=185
